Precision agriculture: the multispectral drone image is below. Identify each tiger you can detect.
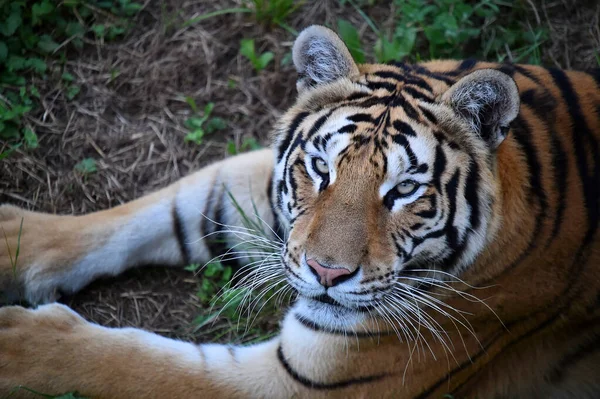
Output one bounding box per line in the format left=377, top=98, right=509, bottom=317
left=0, top=24, right=599, bottom=398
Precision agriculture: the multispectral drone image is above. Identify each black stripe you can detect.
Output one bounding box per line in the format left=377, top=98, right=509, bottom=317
left=585, top=68, right=600, bottom=87
left=172, top=201, right=191, bottom=265
left=457, top=58, right=477, bottom=72
left=513, top=64, right=541, bottom=84
left=338, top=124, right=357, bottom=134
left=412, top=65, right=456, bottom=85
left=432, top=145, right=447, bottom=191
left=392, top=133, right=417, bottom=168
left=267, top=171, right=285, bottom=240
left=403, top=86, right=433, bottom=102
left=419, top=105, right=438, bottom=125
left=306, top=111, right=333, bottom=140
left=294, top=313, right=387, bottom=338
left=367, top=80, right=397, bottom=92
left=276, top=345, right=387, bottom=390
left=348, top=113, right=375, bottom=123
left=549, top=68, right=600, bottom=248
left=205, top=185, right=240, bottom=269
left=198, top=179, right=217, bottom=243
left=277, top=112, right=309, bottom=162
left=477, top=116, right=548, bottom=284
left=520, top=88, right=568, bottom=245
left=511, top=116, right=548, bottom=211
left=393, top=120, right=416, bottom=136
left=444, top=59, right=478, bottom=76
left=464, top=159, right=481, bottom=230
left=444, top=170, right=461, bottom=249
left=402, top=100, right=420, bottom=120
left=373, top=70, right=405, bottom=82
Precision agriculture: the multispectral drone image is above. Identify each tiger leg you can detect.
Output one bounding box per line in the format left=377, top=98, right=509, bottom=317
left=0, top=149, right=276, bottom=304
left=0, top=303, right=298, bottom=398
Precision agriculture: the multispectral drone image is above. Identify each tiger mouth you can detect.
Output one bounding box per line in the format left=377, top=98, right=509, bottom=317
left=309, top=293, right=375, bottom=312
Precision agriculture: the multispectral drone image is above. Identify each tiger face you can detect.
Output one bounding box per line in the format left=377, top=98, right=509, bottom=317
left=272, top=26, right=519, bottom=329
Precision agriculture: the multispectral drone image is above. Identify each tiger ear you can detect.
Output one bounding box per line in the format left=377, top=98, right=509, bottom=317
left=292, top=25, right=360, bottom=93
left=441, top=69, right=520, bottom=149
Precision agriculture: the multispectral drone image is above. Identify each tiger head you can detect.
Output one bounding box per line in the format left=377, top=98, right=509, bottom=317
left=271, top=26, right=520, bottom=329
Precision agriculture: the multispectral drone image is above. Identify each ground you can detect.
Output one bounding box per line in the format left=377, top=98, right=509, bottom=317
left=1, top=0, right=599, bottom=344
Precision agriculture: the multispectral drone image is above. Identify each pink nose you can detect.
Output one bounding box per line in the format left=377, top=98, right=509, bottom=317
left=306, top=259, right=352, bottom=287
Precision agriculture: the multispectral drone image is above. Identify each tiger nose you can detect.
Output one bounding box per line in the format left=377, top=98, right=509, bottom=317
left=306, top=258, right=352, bottom=287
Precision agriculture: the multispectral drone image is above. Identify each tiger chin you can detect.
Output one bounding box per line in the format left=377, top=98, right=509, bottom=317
left=0, top=25, right=598, bottom=398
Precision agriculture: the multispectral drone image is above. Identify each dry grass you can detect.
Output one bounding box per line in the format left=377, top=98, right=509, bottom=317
left=1, top=0, right=599, bottom=342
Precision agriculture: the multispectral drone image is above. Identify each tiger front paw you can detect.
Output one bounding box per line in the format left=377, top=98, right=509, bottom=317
left=0, top=205, right=76, bottom=304
left=0, top=304, right=89, bottom=396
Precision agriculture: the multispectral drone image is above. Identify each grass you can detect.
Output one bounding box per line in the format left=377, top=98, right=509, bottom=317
left=0, top=0, right=144, bottom=160
left=337, top=0, right=549, bottom=64
left=1, top=216, right=24, bottom=303
left=184, top=190, right=290, bottom=343
left=3, top=386, right=87, bottom=399
left=183, top=100, right=227, bottom=146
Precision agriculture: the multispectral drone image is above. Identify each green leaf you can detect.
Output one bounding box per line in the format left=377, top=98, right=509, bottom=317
left=23, top=128, right=39, bottom=149
left=0, top=42, right=7, bottom=62
left=37, top=34, right=59, bottom=53
left=66, top=85, right=80, bottom=100
left=240, top=39, right=256, bottom=63
left=280, top=52, right=293, bottom=67
left=257, top=52, right=274, bottom=70
left=393, top=26, right=417, bottom=55
left=54, top=393, right=88, bottom=399
left=32, top=0, right=55, bottom=25
left=108, top=25, right=126, bottom=39
left=0, top=143, right=22, bottom=161
left=7, top=55, right=26, bottom=71
left=0, top=11, right=22, bottom=36
left=27, top=57, right=47, bottom=73
left=0, top=122, right=20, bottom=140
left=185, top=117, right=206, bottom=129
left=29, top=85, right=40, bottom=98
left=184, top=96, right=198, bottom=113
left=65, top=21, right=85, bottom=37
left=92, top=24, right=106, bottom=37
left=62, top=72, right=75, bottom=82
left=337, top=19, right=365, bottom=63
left=205, top=117, right=227, bottom=134
left=240, top=137, right=261, bottom=151
left=184, top=129, right=205, bottom=145
left=203, top=102, right=215, bottom=117
left=74, top=158, right=97, bottom=174
left=227, top=140, right=237, bottom=155
left=184, top=263, right=201, bottom=272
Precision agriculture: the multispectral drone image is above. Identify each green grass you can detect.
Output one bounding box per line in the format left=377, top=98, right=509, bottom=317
left=188, top=190, right=290, bottom=344
left=0, top=0, right=143, bottom=160
left=240, top=38, right=275, bottom=73
left=181, top=0, right=300, bottom=32
left=183, top=100, right=227, bottom=146
left=1, top=216, right=24, bottom=303
left=338, top=0, right=548, bottom=65
left=3, top=386, right=87, bottom=399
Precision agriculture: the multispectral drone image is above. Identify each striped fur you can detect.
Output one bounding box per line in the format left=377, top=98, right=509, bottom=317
left=0, top=26, right=599, bottom=398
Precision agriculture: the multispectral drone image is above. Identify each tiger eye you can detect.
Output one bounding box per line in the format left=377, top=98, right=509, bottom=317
left=313, top=158, right=329, bottom=175
left=396, top=180, right=419, bottom=196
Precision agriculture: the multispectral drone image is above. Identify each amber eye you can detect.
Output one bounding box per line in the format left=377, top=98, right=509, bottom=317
left=395, top=180, right=420, bottom=197
left=312, top=157, right=329, bottom=176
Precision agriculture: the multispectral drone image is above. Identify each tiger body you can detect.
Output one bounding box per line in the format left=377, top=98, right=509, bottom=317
left=0, top=26, right=599, bottom=398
